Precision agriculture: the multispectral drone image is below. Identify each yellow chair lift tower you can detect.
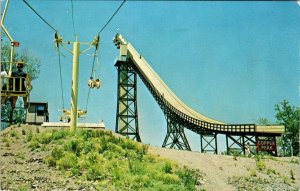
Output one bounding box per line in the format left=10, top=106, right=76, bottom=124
left=1, top=0, right=32, bottom=112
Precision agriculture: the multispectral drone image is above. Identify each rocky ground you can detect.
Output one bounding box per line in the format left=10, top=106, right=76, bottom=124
left=0, top=125, right=299, bottom=191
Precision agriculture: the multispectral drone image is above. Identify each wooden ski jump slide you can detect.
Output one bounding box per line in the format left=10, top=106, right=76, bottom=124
left=114, top=34, right=284, bottom=156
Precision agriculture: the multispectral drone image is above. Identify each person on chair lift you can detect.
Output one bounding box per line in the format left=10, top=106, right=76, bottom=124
left=88, top=77, right=101, bottom=89
left=11, top=61, right=28, bottom=108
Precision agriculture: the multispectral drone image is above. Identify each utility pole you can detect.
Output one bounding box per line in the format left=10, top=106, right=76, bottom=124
left=55, top=34, right=99, bottom=132
left=70, top=39, right=80, bottom=132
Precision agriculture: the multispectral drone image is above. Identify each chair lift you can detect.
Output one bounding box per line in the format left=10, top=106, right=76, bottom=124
left=1, top=0, right=32, bottom=112
left=59, top=108, right=87, bottom=123
left=54, top=32, right=88, bottom=122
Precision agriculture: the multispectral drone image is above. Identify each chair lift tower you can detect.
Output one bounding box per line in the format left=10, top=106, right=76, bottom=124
left=54, top=34, right=99, bottom=132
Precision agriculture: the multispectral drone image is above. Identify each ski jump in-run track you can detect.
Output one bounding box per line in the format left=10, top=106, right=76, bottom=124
left=113, top=34, right=284, bottom=156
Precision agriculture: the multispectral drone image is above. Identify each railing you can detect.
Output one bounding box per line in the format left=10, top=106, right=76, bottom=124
left=1, top=76, right=28, bottom=94
left=133, top=63, right=257, bottom=134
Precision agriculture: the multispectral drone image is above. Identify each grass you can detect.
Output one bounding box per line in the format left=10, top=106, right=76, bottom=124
left=289, top=158, right=299, bottom=164
left=249, top=168, right=257, bottom=177
left=256, top=160, right=266, bottom=171
left=30, top=128, right=202, bottom=190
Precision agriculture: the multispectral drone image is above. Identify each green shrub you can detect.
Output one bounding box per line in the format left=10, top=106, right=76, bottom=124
left=161, top=173, right=180, bottom=184
left=51, top=146, right=64, bottom=160
left=44, top=155, right=56, bottom=167
left=10, top=130, right=18, bottom=138
left=52, top=129, right=68, bottom=140
left=57, top=152, right=77, bottom=170
left=177, top=167, right=199, bottom=190
left=122, top=138, right=138, bottom=150
left=34, top=128, right=202, bottom=190
left=289, top=158, right=299, bottom=164
left=162, top=161, right=173, bottom=174
left=2, top=137, right=9, bottom=143
left=28, top=140, right=40, bottom=150
left=290, top=169, right=295, bottom=180
left=256, top=160, right=266, bottom=171
left=26, top=130, right=33, bottom=142
left=63, top=138, right=83, bottom=156
left=17, top=151, right=25, bottom=159
left=86, top=163, right=105, bottom=181
left=249, top=168, right=257, bottom=177
left=283, top=175, right=291, bottom=185
left=38, top=132, right=52, bottom=144
left=128, top=161, right=146, bottom=175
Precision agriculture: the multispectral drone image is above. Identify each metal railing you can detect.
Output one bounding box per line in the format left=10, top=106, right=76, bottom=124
left=1, top=76, right=28, bottom=94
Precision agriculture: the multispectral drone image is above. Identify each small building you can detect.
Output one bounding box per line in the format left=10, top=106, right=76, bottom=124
left=26, top=102, right=49, bottom=125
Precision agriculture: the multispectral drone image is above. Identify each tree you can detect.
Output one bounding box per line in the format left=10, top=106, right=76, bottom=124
left=275, top=100, right=300, bottom=156
left=257, top=117, right=272, bottom=126
left=1, top=43, right=41, bottom=80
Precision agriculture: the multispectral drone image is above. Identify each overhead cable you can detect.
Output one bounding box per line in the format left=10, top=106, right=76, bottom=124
left=70, top=0, right=76, bottom=36
left=97, top=0, right=126, bottom=35
left=22, top=0, right=57, bottom=32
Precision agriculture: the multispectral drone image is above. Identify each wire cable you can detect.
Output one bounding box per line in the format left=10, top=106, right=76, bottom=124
left=85, top=48, right=99, bottom=111
left=22, top=0, right=57, bottom=32
left=70, top=0, right=76, bottom=36
left=97, top=0, right=126, bottom=35
left=57, top=46, right=65, bottom=109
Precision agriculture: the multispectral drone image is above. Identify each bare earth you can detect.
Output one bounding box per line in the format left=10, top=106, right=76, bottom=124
left=0, top=125, right=299, bottom=191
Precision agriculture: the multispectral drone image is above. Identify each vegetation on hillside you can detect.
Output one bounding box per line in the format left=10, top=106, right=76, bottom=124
left=275, top=100, right=300, bottom=156
left=257, top=100, right=299, bottom=157
left=26, top=128, right=202, bottom=191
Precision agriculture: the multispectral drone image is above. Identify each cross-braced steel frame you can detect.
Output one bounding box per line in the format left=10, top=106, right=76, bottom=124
left=115, top=58, right=191, bottom=150
left=162, top=116, right=191, bottom=150
left=226, top=134, right=256, bottom=155
left=201, top=133, right=218, bottom=154
left=115, top=61, right=141, bottom=142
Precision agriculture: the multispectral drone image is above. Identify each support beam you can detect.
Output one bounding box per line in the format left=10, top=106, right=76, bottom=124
left=226, top=135, right=245, bottom=155
left=200, top=133, right=218, bottom=154
left=70, top=41, right=80, bottom=132
left=162, top=116, right=191, bottom=150
left=115, top=61, right=141, bottom=142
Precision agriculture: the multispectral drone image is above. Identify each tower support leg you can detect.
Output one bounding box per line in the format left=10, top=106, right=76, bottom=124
left=200, top=133, right=218, bottom=154
left=162, top=116, right=191, bottom=150
left=115, top=61, right=141, bottom=142
left=226, top=135, right=245, bottom=155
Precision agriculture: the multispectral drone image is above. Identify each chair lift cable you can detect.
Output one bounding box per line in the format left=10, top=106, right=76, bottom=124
left=22, top=0, right=58, bottom=32
left=85, top=46, right=99, bottom=112
left=70, top=0, right=76, bottom=36
left=97, top=0, right=126, bottom=35
left=85, top=0, right=126, bottom=111
left=57, top=45, right=65, bottom=110
left=54, top=32, right=65, bottom=110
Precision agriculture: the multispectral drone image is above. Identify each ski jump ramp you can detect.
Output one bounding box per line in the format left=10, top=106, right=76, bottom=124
left=113, top=34, right=284, bottom=154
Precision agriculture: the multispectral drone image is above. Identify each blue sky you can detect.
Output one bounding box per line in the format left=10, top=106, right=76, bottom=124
left=2, top=1, right=299, bottom=151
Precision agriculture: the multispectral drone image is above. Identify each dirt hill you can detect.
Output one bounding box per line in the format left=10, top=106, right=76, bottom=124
left=0, top=125, right=299, bottom=191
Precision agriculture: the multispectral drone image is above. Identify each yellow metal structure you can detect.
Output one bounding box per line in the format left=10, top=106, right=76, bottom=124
left=55, top=34, right=99, bottom=132
left=1, top=0, right=14, bottom=76
left=70, top=40, right=80, bottom=132
left=1, top=0, right=31, bottom=109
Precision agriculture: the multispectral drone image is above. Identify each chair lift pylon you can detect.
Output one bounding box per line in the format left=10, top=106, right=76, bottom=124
left=1, top=0, right=32, bottom=123
left=54, top=34, right=100, bottom=127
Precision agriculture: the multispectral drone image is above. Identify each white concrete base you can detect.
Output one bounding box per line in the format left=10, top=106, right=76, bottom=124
left=41, top=122, right=105, bottom=129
